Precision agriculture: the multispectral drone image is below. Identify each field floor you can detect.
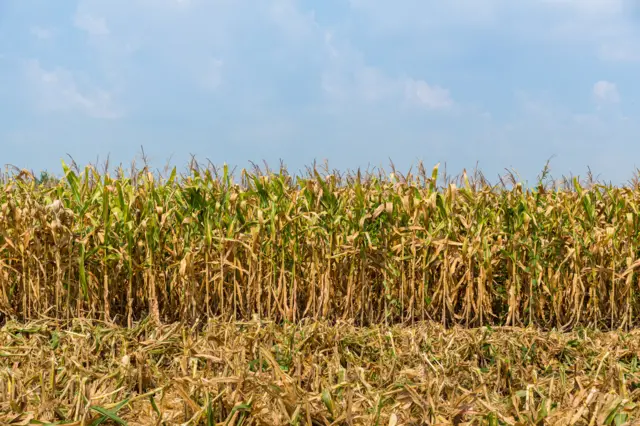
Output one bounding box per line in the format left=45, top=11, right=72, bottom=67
left=1, top=319, right=640, bottom=425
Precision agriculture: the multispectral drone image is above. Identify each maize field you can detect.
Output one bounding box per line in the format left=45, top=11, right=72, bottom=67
left=1, top=161, right=640, bottom=329
left=2, top=160, right=640, bottom=424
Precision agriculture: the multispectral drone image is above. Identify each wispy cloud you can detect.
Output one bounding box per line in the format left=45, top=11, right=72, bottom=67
left=405, top=79, right=453, bottom=110
left=593, top=80, right=620, bottom=104
left=2, top=0, right=638, bottom=182
left=321, top=31, right=453, bottom=109
left=25, top=59, right=121, bottom=119
left=348, top=1, right=640, bottom=64
left=73, top=13, right=109, bottom=36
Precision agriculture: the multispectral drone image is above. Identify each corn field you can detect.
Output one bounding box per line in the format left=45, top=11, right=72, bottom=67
left=2, top=161, right=640, bottom=329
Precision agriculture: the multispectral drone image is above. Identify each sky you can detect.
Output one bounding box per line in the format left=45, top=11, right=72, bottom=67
left=1, top=0, right=640, bottom=184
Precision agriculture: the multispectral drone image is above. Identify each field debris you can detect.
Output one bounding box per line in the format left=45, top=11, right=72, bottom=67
left=1, top=319, right=640, bottom=424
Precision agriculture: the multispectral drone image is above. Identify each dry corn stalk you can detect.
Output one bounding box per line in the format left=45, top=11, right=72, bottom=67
left=0, top=161, right=639, bottom=329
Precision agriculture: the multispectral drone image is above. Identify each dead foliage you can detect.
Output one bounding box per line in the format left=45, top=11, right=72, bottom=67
left=1, top=319, right=640, bottom=425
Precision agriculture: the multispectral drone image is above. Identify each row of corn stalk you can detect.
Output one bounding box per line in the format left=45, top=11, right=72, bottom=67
left=1, top=161, right=640, bottom=329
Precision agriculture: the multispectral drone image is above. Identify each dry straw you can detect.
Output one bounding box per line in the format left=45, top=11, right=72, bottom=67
left=1, top=318, right=640, bottom=424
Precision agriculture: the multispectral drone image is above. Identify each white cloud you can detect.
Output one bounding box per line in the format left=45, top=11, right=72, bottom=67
left=30, top=26, right=54, bottom=40
left=321, top=30, right=453, bottom=109
left=25, top=59, right=120, bottom=119
left=353, top=67, right=398, bottom=101
left=348, top=1, right=639, bottom=63
left=68, top=0, right=454, bottom=114
left=268, top=0, right=318, bottom=40
left=322, top=58, right=396, bottom=104
left=323, top=64, right=453, bottom=110
left=74, top=13, right=110, bottom=36
left=593, top=80, right=620, bottom=104
left=405, top=79, right=453, bottom=110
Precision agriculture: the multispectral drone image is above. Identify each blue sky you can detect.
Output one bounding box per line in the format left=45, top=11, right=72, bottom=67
left=1, top=0, right=639, bottom=183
